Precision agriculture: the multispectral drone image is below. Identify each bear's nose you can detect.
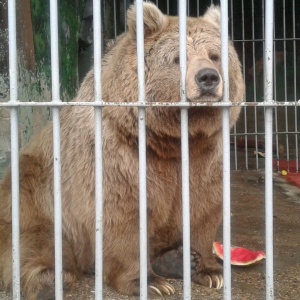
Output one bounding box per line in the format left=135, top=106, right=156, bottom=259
left=195, top=68, right=220, bottom=91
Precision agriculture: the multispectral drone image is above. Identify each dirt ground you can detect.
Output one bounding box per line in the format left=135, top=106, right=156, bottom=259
left=1, top=167, right=300, bottom=299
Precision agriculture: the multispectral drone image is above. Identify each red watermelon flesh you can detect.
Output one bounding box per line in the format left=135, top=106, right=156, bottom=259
left=213, top=242, right=266, bottom=266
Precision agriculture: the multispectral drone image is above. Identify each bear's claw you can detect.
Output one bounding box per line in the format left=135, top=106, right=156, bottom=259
left=205, top=273, right=223, bottom=289
left=149, top=281, right=175, bottom=296
left=215, top=274, right=223, bottom=289
left=192, top=266, right=224, bottom=290
left=149, top=285, right=163, bottom=296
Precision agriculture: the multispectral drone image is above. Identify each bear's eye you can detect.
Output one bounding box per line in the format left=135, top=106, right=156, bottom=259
left=174, top=56, right=180, bottom=64
left=210, top=54, right=220, bottom=62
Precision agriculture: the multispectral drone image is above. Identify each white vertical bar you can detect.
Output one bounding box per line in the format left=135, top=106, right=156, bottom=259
left=272, top=8, right=280, bottom=169
left=8, top=0, right=20, bottom=299
left=241, top=0, right=249, bottom=170
left=179, top=1, right=191, bottom=299
left=264, top=0, right=274, bottom=298
left=229, top=0, right=238, bottom=170
left=273, top=22, right=279, bottom=168
left=93, top=1, right=103, bottom=300
left=135, top=1, right=147, bottom=299
left=124, top=0, right=127, bottom=31
left=252, top=0, right=259, bottom=169
left=50, top=0, right=63, bottom=299
left=113, top=0, right=117, bottom=38
left=220, top=1, right=232, bottom=299
left=282, top=0, right=290, bottom=171
left=292, top=0, right=298, bottom=172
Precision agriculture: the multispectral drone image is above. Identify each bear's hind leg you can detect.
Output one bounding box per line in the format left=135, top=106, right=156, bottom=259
left=104, top=224, right=175, bottom=297
left=0, top=221, right=11, bottom=283
left=2, top=223, right=80, bottom=300
left=108, top=261, right=175, bottom=297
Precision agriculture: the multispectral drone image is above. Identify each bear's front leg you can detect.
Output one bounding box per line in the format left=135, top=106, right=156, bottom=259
left=190, top=247, right=223, bottom=289
left=190, top=202, right=223, bottom=290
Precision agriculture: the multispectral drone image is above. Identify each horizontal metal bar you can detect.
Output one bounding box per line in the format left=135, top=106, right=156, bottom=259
left=0, top=101, right=300, bottom=108
left=232, top=37, right=300, bottom=42
left=232, top=131, right=300, bottom=136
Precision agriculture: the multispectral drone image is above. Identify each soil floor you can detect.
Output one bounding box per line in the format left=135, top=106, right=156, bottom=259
left=1, top=168, right=300, bottom=299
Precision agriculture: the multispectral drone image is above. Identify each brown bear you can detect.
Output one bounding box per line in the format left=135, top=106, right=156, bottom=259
left=0, top=2, right=244, bottom=299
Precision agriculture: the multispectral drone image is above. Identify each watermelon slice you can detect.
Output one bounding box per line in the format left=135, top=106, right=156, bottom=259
left=213, top=242, right=266, bottom=266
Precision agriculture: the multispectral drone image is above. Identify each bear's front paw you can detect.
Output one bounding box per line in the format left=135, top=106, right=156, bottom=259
left=152, top=246, right=199, bottom=279
left=192, top=266, right=223, bottom=289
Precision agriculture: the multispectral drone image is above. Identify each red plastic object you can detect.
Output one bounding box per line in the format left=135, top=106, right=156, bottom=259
left=273, top=159, right=300, bottom=189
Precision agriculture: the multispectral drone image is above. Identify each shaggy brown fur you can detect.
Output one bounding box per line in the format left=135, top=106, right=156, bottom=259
left=0, top=3, right=244, bottom=299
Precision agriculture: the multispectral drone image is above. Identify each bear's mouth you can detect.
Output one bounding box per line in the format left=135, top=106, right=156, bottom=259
left=202, top=91, right=216, bottom=97
left=187, top=92, right=221, bottom=103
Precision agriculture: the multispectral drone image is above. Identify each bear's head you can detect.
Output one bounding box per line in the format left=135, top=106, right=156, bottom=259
left=127, top=2, right=225, bottom=104
left=99, top=2, right=245, bottom=156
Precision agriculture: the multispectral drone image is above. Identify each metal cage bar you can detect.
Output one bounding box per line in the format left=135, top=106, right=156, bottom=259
left=49, top=0, right=63, bottom=299
left=8, top=0, right=20, bottom=299
left=93, top=0, right=104, bottom=299
left=282, top=0, right=290, bottom=171
left=1, top=101, right=300, bottom=108
left=135, top=1, right=148, bottom=298
left=230, top=0, right=238, bottom=171
left=220, top=1, right=232, bottom=299
left=264, top=0, right=275, bottom=298
left=179, top=1, right=192, bottom=299
left=253, top=0, right=259, bottom=169
left=292, top=0, right=299, bottom=172
left=273, top=17, right=280, bottom=172
left=4, top=1, right=300, bottom=300
left=241, top=0, right=249, bottom=170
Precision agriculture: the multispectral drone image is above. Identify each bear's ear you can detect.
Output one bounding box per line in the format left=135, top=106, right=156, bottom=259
left=127, top=2, right=168, bottom=38
left=202, top=5, right=221, bottom=30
